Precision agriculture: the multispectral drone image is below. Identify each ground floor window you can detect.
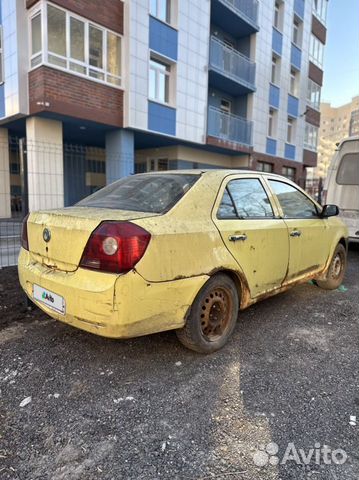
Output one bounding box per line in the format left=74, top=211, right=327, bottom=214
left=256, top=161, right=273, bottom=173
left=282, top=166, right=296, bottom=182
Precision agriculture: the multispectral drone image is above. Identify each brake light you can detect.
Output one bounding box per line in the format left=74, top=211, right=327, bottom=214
left=80, top=222, right=151, bottom=273
left=21, top=214, right=30, bottom=251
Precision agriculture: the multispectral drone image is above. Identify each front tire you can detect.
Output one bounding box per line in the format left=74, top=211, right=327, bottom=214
left=316, top=244, right=347, bottom=290
left=176, top=274, right=239, bottom=353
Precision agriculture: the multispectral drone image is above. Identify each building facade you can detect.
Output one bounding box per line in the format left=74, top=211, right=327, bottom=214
left=314, top=96, right=359, bottom=178
left=0, top=0, right=328, bottom=218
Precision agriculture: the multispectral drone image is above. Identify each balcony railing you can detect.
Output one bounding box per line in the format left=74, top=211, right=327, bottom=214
left=208, top=106, right=253, bottom=146
left=209, top=36, right=256, bottom=90
left=219, top=0, right=259, bottom=28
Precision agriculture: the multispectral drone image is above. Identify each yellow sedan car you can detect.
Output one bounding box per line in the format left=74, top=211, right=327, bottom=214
left=18, top=170, right=348, bottom=353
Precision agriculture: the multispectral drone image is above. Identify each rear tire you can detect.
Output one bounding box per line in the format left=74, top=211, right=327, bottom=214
left=316, top=244, right=347, bottom=290
left=176, top=274, right=239, bottom=354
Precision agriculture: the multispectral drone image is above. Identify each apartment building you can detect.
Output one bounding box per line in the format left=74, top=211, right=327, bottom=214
left=0, top=0, right=328, bottom=218
left=315, top=95, right=359, bottom=178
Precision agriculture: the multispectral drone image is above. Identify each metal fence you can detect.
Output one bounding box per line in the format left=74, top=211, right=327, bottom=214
left=0, top=137, right=108, bottom=269
left=0, top=221, right=22, bottom=268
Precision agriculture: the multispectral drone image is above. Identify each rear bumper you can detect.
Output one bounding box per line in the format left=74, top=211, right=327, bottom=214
left=18, top=248, right=208, bottom=339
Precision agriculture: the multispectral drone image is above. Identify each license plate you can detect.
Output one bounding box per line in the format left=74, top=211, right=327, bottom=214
left=33, top=284, right=66, bottom=315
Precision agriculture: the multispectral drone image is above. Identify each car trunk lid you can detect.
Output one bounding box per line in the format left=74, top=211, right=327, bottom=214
left=27, top=207, right=159, bottom=272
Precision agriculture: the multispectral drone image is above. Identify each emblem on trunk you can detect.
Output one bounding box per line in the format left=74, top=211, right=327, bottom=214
left=43, top=228, right=51, bottom=243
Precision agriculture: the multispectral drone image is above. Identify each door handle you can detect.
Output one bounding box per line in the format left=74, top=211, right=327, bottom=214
left=290, top=230, right=302, bottom=237
left=229, top=234, right=247, bottom=242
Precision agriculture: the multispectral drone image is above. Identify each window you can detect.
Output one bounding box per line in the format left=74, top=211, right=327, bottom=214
left=31, top=13, right=42, bottom=67
left=336, top=153, right=359, bottom=186
left=282, top=166, right=296, bottom=182
left=290, top=68, right=299, bottom=96
left=149, top=58, right=171, bottom=104
left=271, top=55, right=279, bottom=84
left=269, top=180, right=318, bottom=218
left=273, top=1, right=283, bottom=30
left=256, top=161, right=273, bottom=173
left=149, top=158, right=169, bottom=171
left=77, top=174, right=199, bottom=214
left=30, top=4, right=122, bottom=86
left=268, top=108, right=277, bottom=138
left=292, top=18, right=302, bottom=47
left=310, top=34, right=324, bottom=67
left=304, top=124, right=319, bottom=151
left=150, top=0, right=171, bottom=24
left=47, top=4, right=66, bottom=66
left=287, top=117, right=295, bottom=144
left=218, top=179, right=274, bottom=219
left=70, top=17, right=85, bottom=71
left=313, top=0, right=328, bottom=24
left=307, top=79, right=321, bottom=110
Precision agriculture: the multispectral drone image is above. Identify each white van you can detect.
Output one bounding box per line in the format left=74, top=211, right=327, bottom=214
left=324, top=136, right=359, bottom=243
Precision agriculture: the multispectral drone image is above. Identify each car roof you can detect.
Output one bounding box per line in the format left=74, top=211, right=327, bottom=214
left=141, top=169, right=288, bottom=180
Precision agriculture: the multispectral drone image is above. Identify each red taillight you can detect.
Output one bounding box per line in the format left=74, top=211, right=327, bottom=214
left=80, top=222, right=151, bottom=274
left=21, top=214, right=30, bottom=251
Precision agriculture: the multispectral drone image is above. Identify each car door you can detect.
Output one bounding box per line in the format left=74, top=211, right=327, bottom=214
left=266, top=178, right=330, bottom=282
left=212, top=175, right=289, bottom=299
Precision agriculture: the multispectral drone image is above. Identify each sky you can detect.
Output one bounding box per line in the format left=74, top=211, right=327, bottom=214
left=321, top=0, right=359, bottom=107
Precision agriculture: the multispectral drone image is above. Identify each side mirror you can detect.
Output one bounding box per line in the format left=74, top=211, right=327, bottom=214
left=321, top=204, right=339, bottom=218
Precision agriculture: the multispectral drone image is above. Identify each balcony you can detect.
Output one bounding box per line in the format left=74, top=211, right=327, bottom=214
left=207, top=106, right=253, bottom=147
left=209, top=36, right=256, bottom=96
left=211, top=0, right=259, bottom=38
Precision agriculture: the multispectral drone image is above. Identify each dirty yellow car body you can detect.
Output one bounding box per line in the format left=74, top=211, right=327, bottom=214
left=18, top=170, right=348, bottom=340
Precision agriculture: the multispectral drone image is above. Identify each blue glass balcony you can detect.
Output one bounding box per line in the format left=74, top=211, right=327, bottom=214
left=208, top=106, right=253, bottom=146
left=272, top=27, right=283, bottom=56
left=294, top=0, right=305, bottom=19
left=285, top=143, right=296, bottom=160
left=266, top=138, right=277, bottom=156
left=211, top=0, right=259, bottom=38
left=291, top=44, right=302, bottom=70
left=287, top=94, right=299, bottom=117
left=209, top=36, right=256, bottom=95
left=269, top=84, right=280, bottom=109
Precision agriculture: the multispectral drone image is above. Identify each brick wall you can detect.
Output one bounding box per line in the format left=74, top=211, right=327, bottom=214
left=26, top=0, right=124, bottom=35
left=251, top=152, right=306, bottom=186
left=29, top=66, right=123, bottom=128
left=305, top=106, right=321, bottom=128
left=309, top=62, right=324, bottom=86
left=312, top=15, right=327, bottom=44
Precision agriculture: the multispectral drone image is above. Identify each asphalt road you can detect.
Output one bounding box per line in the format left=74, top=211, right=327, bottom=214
left=0, top=247, right=358, bottom=480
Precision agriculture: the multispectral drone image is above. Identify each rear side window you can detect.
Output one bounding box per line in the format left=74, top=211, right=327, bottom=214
left=336, top=153, right=359, bottom=185
left=269, top=180, right=318, bottom=218
left=76, top=174, right=200, bottom=213
left=218, top=178, right=274, bottom=219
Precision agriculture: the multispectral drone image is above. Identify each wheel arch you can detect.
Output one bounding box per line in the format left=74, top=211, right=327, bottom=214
left=207, top=268, right=251, bottom=310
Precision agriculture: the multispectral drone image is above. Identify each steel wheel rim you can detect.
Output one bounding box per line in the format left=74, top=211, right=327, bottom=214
left=199, top=287, right=233, bottom=342
left=330, top=252, right=343, bottom=279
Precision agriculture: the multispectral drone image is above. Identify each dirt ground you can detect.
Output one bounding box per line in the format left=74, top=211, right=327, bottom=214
left=0, top=248, right=358, bottom=480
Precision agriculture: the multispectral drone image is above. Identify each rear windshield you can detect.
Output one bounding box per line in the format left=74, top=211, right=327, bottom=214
left=336, top=153, right=359, bottom=186
left=76, top=174, right=200, bottom=213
